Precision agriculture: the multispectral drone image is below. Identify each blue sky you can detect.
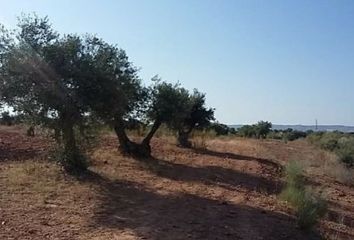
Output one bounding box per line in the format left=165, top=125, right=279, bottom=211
left=1, top=0, right=354, bottom=125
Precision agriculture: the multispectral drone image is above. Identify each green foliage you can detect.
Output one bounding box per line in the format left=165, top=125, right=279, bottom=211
left=255, top=121, right=272, bottom=139
left=240, top=126, right=308, bottom=142
left=283, top=130, right=307, bottom=141
left=0, top=111, right=14, bottom=125
left=148, top=78, right=191, bottom=126
left=52, top=145, right=88, bottom=174
left=206, top=122, right=233, bottom=136
left=0, top=14, right=94, bottom=171
left=237, top=124, right=257, bottom=138
left=266, top=130, right=283, bottom=140
left=0, top=13, right=215, bottom=158
left=174, top=89, right=214, bottom=147
left=188, top=90, right=215, bottom=129
left=296, top=190, right=327, bottom=230
left=306, top=132, right=320, bottom=144
left=75, top=36, right=144, bottom=124
left=268, top=129, right=308, bottom=142
left=283, top=161, right=305, bottom=190
left=237, top=121, right=272, bottom=139
left=319, top=132, right=340, bottom=151
left=280, top=161, right=327, bottom=230
left=336, top=137, right=354, bottom=167
left=307, top=132, right=354, bottom=167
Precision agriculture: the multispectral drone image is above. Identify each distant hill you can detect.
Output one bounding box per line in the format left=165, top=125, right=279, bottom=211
left=229, top=124, right=354, bottom=133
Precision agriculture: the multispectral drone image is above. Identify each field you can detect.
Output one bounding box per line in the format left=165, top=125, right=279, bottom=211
left=0, top=125, right=353, bottom=240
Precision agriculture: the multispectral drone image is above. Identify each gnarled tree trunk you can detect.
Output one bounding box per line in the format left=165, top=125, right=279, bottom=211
left=177, top=129, right=192, bottom=148
left=113, top=118, right=162, bottom=158
left=60, top=112, right=86, bottom=173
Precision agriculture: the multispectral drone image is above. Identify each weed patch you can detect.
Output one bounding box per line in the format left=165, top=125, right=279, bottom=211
left=280, top=161, right=327, bottom=230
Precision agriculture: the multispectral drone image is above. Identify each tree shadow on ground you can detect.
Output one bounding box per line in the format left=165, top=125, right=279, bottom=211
left=143, top=157, right=282, bottom=194
left=0, top=129, right=49, bottom=162
left=193, top=148, right=282, bottom=171
left=0, top=146, right=41, bottom=161
left=83, top=171, right=322, bottom=240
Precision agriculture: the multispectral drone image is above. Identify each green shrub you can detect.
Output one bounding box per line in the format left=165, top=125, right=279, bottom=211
left=237, top=125, right=256, bottom=138
left=308, top=132, right=354, bottom=167
left=317, top=132, right=343, bottom=151
left=307, top=132, right=324, bottom=145
left=296, top=190, right=327, bottom=230
left=0, top=111, right=14, bottom=126
left=284, top=161, right=305, bottom=189
left=237, top=121, right=272, bottom=139
left=320, top=139, right=338, bottom=151
left=336, top=139, right=354, bottom=167
left=207, top=122, right=232, bottom=136
left=280, top=161, right=327, bottom=230
left=336, top=146, right=354, bottom=167
left=267, top=131, right=283, bottom=140
left=284, top=130, right=307, bottom=141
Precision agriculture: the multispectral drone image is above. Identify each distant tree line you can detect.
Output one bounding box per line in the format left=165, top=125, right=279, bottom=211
left=237, top=121, right=272, bottom=139
left=0, top=14, right=216, bottom=173
left=236, top=121, right=311, bottom=142
left=237, top=121, right=354, bottom=167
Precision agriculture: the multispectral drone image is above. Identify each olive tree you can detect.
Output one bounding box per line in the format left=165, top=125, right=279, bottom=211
left=72, top=37, right=148, bottom=156
left=0, top=14, right=215, bottom=161
left=0, top=15, right=91, bottom=172
left=255, top=121, right=272, bottom=139
left=79, top=65, right=193, bottom=157
left=175, top=90, right=214, bottom=148
left=143, top=79, right=192, bottom=151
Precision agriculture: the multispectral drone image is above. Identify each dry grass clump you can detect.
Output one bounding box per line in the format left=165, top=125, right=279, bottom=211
left=191, top=130, right=215, bottom=149
left=5, top=161, right=64, bottom=193
left=323, top=156, right=354, bottom=186
left=280, top=161, right=327, bottom=230
left=307, top=132, right=354, bottom=167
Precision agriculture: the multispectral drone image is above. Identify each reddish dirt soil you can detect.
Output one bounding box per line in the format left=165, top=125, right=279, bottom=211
left=0, top=126, right=353, bottom=239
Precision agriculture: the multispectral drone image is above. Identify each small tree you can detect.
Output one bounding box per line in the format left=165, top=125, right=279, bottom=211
left=238, top=125, right=256, bottom=138
left=208, top=122, right=231, bottom=136
left=144, top=79, right=192, bottom=148
left=255, top=121, right=272, bottom=139
left=174, top=90, right=214, bottom=147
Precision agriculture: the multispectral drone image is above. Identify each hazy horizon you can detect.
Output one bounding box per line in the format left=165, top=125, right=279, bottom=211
left=231, top=123, right=354, bottom=127
left=1, top=0, right=354, bottom=125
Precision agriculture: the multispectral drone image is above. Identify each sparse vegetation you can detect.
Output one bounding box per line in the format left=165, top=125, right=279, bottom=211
left=0, top=125, right=352, bottom=239
left=191, top=130, right=215, bottom=149
left=237, top=121, right=272, bottom=139
left=281, top=129, right=308, bottom=142
left=280, top=161, right=327, bottom=230
left=307, top=131, right=354, bottom=167
left=237, top=123, right=309, bottom=142
left=207, top=122, right=234, bottom=136
left=0, top=11, right=352, bottom=240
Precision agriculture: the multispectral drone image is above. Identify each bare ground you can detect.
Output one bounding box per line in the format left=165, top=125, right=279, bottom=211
left=0, top=126, right=353, bottom=239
